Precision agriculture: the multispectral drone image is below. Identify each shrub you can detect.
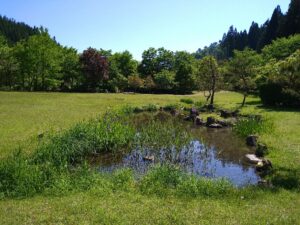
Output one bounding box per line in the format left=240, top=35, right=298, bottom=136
left=180, top=98, right=194, bottom=104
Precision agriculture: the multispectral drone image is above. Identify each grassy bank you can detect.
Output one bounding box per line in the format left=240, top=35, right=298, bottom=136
left=0, top=91, right=299, bottom=224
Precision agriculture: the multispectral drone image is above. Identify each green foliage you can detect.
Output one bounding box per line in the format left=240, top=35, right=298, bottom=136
left=197, top=55, right=219, bottom=104
left=262, top=34, right=300, bottom=61
left=154, top=70, right=176, bottom=91
left=140, top=165, right=234, bottom=197
left=258, top=49, right=300, bottom=107
left=174, top=51, right=197, bottom=93
left=13, top=31, right=63, bottom=91
left=227, top=48, right=263, bottom=106
left=128, top=75, right=144, bottom=91
left=234, top=117, right=274, bottom=137
left=180, top=98, right=194, bottom=104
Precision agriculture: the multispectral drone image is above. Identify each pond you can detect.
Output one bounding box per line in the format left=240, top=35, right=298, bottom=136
left=91, top=119, right=262, bottom=187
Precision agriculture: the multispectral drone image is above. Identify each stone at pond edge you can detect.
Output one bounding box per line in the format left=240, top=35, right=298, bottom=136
left=220, top=109, right=240, bottom=118
left=246, top=135, right=258, bottom=147
left=255, top=143, right=268, bottom=157
left=206, top=117, right=216, bottom=126
left=196, top=116, right=205, bottom=126
left=245, top=154, right=262, bottom=164
left=256, top=159, right=272, bottom=172
left=217, top=119, right=234, bottom=127
left=208, top=123, right=223, bottom=129
left=143, top=156, right=155, bottom=162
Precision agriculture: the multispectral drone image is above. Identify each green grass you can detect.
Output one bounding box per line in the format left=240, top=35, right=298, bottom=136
left=0, top=91, right=300, bottom=224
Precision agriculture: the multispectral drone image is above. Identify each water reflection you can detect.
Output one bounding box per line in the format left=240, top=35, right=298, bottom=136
left=93, top=127, right=261, bottom=187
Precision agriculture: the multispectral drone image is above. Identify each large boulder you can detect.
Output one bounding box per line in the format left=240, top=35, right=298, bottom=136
left=246, top=135, right=258, bottom=147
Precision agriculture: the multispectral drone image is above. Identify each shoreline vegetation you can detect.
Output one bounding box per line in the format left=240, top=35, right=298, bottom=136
left=0, top=91, right=299, bottom=224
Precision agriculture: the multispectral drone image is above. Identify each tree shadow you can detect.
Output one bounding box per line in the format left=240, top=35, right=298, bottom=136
left=270, top=167, right=300, bottom=191
left=255, top=105, right=300, bottom=113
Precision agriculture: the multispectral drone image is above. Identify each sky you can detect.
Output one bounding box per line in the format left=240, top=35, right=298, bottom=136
left=1, top=0, right=290, bottom=60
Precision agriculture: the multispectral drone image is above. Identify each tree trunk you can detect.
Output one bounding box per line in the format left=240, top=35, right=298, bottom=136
left=241, top=94, right=247, bottom=107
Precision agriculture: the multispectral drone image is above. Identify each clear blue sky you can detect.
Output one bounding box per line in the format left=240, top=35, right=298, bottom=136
left=1, top=0, right=289, bottom=60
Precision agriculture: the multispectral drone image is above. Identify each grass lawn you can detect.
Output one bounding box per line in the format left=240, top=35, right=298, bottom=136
left=0, top=91, right=299, bottom=224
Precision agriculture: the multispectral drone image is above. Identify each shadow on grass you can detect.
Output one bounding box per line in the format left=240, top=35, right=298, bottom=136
left=256, top=105, right=300, bottom=113
left=245, top=100, right=263, bottom=106
left=270, top=167, right=300, bottom=191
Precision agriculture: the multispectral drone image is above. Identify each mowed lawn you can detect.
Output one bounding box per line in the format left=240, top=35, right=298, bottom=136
left=0, top=91, right=300, bottom=224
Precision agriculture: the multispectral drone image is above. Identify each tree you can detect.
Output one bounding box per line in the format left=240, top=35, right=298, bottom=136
left=154, top=70, right=176, bottom=91
left=262, top=34, right=300, bottom=61
left=228, top=48, right=262, bottom=107
left=13, top=31, right=62, bottom=91
left=258, top=50, right=300, bottom=107
left=197, top=56, right=219, bottom=105
left=0, top=35, right=19, bottom=89
left=110, top=51, right=137, bottom=77
left=0, top=15, right=39, bottom=44
left=280, top=0, right=300, bottom=37
left=60, top=47, right=81, bottom=91
left=248, top=22, right=262, bottom=50
left=258, top=6, right=283, bottom=50
left=79, top=47, right=109, bottom=92
left=128, top=75, right=143, bottom=91
left=138, top=47, right=175, bottom=77
left=174, top=51, right=196, bottom=93
left=194, top=42, right=225, bottom=60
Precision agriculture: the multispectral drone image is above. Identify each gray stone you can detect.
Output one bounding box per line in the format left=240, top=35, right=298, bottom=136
left=208, top=123, right=223, bottom=129
left=206, top=116, right=216, bottom=126
left=195, top=116, right=205, bottom=126
left=245, top=154, right=262, bottom=164
left=246, top=135, right=258, bottom=146
left=143, top=156, right=155, bottom=162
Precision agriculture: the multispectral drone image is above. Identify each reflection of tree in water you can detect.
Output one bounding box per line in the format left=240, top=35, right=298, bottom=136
left=97, top=128, right=261, bottom=186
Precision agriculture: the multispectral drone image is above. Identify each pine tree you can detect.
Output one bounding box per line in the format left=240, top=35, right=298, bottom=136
left=248, top=22, right=262, bottom=50
left=281, top=0, right=300, bottom=36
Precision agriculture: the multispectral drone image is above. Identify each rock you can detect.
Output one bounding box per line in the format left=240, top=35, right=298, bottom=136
left=143, top=155, right=154, bottom=162
left=246, top=135, right=258, bottom=147
left=220, top=109, right=240, bottom=118
left=184, top=116, right=192, bottom=121
left=255, top=143, right=268, bottom=157
left=206, top=116, right=216, bottom=126
left=256, top=159, right=272, bottom=172
left=220, top=110, right=232, bottom=118
left=195, top=116, right=205, bottom=126
left=190, top=108, right=199, bottom=116
left=245, top=154, right=262, bottom=164
left=208, top=123, right=223, bottom=129
left=232, top=109, right=240, bottom=117
left=217, top=120, right=232, bottom=127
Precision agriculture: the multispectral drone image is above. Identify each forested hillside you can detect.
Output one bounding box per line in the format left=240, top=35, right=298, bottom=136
left=0, top=15, right=39, bottom=44
left=195, top=0, right=300, bottom=59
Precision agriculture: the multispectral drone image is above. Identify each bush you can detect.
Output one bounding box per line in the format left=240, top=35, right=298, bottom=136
left=180, top=98, right=194, bottom=104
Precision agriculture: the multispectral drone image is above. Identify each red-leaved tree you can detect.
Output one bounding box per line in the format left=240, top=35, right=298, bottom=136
left=80, top=47, right=109, bottom=91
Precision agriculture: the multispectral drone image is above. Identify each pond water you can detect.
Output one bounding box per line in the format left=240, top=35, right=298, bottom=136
left=91, top=126, right=261, bottom=187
